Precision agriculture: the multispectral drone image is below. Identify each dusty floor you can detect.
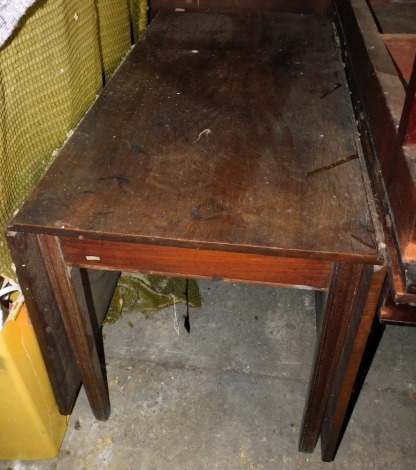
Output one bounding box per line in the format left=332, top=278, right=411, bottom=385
left=3, top=281, right=416, bottom=469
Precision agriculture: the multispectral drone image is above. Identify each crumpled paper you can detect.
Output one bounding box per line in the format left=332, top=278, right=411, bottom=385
left=0, top=0, right=38, bottom=47
left=104, top=273, right=201, bottom=325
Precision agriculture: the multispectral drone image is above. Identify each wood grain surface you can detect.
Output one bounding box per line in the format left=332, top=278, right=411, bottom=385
left=60, top=237, right=332, bottom=289
left=10, top=9, right=378, bottom=263
left=149, top=0, right=334, bottom=16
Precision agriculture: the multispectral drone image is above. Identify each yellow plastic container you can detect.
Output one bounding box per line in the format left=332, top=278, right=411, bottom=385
left=0, top=300, right=68, bottom=460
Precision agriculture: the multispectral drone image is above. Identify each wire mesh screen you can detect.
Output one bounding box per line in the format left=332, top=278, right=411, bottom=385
left=0, top=0, right=148, bottom=278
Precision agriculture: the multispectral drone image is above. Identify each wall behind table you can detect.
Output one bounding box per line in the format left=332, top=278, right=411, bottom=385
left=0, top=0, right=148, bottom=279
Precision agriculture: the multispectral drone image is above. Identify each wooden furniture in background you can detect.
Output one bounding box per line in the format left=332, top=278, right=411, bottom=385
left=335, top=0, right=416, bottom=325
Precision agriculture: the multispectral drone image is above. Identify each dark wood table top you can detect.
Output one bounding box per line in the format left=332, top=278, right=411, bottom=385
left=10, top=8, right=380, bottom=263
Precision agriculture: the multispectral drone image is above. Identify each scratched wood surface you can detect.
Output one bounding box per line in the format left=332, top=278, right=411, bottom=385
left=10, top=9, right=378, bottom=262
left=149, top=0, right=334, bottom=16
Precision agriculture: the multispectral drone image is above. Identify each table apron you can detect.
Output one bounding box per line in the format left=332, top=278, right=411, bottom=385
left=60, top=237, right=333, bottom=290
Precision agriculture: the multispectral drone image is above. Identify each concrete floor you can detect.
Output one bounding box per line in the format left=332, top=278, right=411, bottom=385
left=3, top=281, right=416, bottom=469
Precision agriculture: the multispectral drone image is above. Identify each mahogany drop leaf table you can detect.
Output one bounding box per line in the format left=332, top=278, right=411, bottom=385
left=7, top=8, right=386, bottom=462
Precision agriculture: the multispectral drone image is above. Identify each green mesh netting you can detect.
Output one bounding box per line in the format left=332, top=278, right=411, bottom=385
left=0, top=0, right=148, bottom=279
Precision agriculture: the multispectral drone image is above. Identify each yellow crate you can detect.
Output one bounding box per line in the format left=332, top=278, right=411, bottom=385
left=0, top=300, right=68, bottom=460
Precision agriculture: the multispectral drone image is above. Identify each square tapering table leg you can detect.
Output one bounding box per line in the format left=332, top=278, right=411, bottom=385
left=299, top=262, right=385, bottom=459
left=37, top=234, right=111, bottom=421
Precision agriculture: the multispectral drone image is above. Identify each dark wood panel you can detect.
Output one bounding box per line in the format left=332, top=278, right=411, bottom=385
left=335, top=0, right=416, bottom=302
left=149, top=0, right=333, bottom=16
left=393, top=58, right=415, bottom=298
left=76, top=269, right=120, bottom=325
left=370, top=1, right=416, bottom=35
left=299, top=263, right=382, bottom=458
left=10, top=10, right=378, bottom=261
left=336, top=0, right=416, bottom=255
left=399, top=54, right=416, bottom=147
left=314, top=290, right=327, bottom=333
left=335, top=0, right=405, bottom=171
left=387, top=150, right=416, bottom=251
left=60, top=237, right=332, bottom=289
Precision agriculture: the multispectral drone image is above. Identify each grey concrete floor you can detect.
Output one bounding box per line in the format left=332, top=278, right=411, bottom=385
left=3, top=281, right=416, bottom=469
